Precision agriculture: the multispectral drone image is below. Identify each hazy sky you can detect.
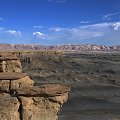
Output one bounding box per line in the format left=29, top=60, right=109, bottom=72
left=0, top=0, right=120, bottom=45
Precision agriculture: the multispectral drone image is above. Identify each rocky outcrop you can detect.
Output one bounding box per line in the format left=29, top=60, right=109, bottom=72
left=0, top=53, right=70, bottom=120
left=17, top=84, right=70, bottom=120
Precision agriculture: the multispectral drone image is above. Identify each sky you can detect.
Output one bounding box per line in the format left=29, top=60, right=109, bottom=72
left=0, top=0, right=120, bottom=45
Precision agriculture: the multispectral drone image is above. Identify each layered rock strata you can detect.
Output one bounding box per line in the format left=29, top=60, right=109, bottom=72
left=0, top=53, right=70, bottom=120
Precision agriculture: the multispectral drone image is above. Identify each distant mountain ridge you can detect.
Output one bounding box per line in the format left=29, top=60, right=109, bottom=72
left=0, top=43, right=120, bottom=51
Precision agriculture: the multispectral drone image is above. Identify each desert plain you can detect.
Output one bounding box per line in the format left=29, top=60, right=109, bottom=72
left=12, top=50, right=120, bottom=120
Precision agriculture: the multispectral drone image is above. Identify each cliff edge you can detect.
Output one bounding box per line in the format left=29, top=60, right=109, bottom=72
left=0, top=53, right=70, bottom=120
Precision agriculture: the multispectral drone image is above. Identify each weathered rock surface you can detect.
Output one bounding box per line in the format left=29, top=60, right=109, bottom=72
left=20, top=97, right=60, bottom=120
left=17, top=84, right=70, bottom=96
left=0, top=53, right=70, bottom=120
left=0, top=54, right=22, bottom=72
left=0, top=84, right=70, bottom=120
left=0, top=93, right=20, bottom=120
left=0, top=72, right=27, bottom=80
left=17, top=86, right=69, bottom=120
left=0, top=80, right=10, bottom=92
left=0, top=72, right=34, bottom=92
left=15, top=84, right=70, bottom=120
left=11, top=75, right=34, bottom=90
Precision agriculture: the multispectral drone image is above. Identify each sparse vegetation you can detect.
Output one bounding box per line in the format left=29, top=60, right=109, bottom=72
left=1, top=51, right=120, bottom=120
left=12, top=51, right=120, bottom=87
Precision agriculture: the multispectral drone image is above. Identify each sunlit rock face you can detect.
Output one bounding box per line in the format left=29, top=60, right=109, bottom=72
left=0, top=54, right=22, bottom=72
left=0, top=72, right=34, bottom=92
left=0, top=53, right=70, bottom=120
left=17, top=84, right=70, bottom=120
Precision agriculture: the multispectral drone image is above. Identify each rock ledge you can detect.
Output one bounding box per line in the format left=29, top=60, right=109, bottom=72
left=0, top=53, right=70, bottom=120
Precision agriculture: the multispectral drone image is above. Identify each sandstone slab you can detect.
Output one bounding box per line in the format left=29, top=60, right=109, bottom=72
left=17, top=84, right=70, bottom=120
left=0, top=73, right=34, bottom=92
left=17, top=84, right=71, bottom=96
left=0, top=72, right=27, bottom=80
